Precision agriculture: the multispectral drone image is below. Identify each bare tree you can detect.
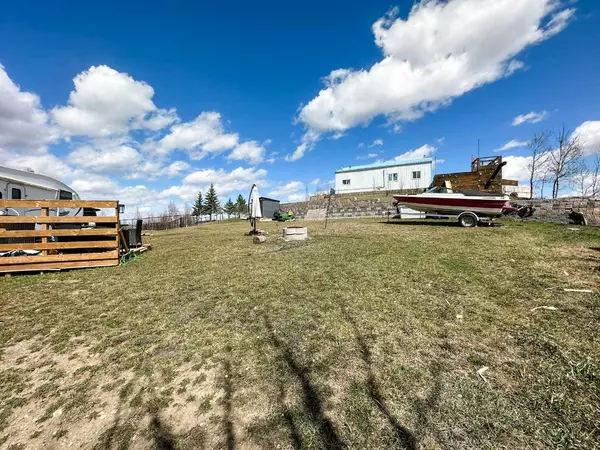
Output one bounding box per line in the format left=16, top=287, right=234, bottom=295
left=526, top=130, right=550, bottom=199
left=538, top=166, right=551, bottom=199
left=590, top=152, right=600, bottom=197
left=570, top=160, right=591, bottom=196
left=167, top=201, right=179, bottom=219
left=546, top=127, right=583, bottom=198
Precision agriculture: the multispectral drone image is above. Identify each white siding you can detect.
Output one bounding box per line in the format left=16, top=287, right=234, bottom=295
left=335, top=161, right=432, bottom=194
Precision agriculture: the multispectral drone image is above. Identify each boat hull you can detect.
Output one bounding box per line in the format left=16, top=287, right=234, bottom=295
left=393, top=194, right=509, bottom=217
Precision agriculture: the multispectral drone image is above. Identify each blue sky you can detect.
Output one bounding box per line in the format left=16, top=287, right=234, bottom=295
left=1, top=0, right=599, bottom=214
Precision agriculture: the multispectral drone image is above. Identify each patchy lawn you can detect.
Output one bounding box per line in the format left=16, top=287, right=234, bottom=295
left=0, top=219, right=599, bottom=449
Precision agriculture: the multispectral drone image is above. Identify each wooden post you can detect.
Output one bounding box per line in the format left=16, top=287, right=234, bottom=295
left=41, top=207, right=49, bottom=256
left=253, top=235, right=266, bottom=244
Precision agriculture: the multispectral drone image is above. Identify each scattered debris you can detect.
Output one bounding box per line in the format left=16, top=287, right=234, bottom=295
left=245, top=229, right=267, bottom=236
left=142, top=232, right=155, bottom=236
left=128, top=246, right=152, bottom=254
left=564, top=289, right=593, bottom=293
left=530, top=306, right=558, bottom=312
left=568, top=210, right=587, bottom=226
left=0, top=249, right=41, bottom=257
left=567, top=228, right=580, bottom=232
left=563, top=270, right=569, bottom=276
left=510, top=258, right=516, bottom=263
left=456, top=314, right=464, bottom=321
left=476, top=366, right=490, bottom=384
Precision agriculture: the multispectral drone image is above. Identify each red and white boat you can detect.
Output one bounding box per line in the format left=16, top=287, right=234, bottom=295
left=394, top=186, right=512, bottom=222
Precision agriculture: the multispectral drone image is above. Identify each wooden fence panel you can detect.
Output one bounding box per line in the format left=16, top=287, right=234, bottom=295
left=0, top=200, right=120, bottom=274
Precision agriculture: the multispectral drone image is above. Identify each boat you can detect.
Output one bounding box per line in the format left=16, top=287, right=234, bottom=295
left=393, top=186, right=512, bottom=226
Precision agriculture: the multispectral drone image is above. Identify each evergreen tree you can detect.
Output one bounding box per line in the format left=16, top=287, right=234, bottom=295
left=235, top=194, right=248, bottom=218
left=192, top=191, right=204, bottom=216
left=205, top=183, right=220, bottom=221
left=224, top=198, right=236, bottom=219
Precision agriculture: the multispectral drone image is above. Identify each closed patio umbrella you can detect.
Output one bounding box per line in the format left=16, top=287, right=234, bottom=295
left=248, top=184, right=262, bottom=233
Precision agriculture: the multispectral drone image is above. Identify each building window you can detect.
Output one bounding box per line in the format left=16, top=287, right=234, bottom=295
left=412, top=171, right=421, bottom=179
left=388, top=173, right=398, bottom=182
left=11, top=188, right=22, bottom=199
left=59, top=190, right=73, bottom=200
left=342, top=179, right=351, bottom=185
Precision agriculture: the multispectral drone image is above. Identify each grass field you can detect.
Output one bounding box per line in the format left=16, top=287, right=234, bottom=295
left=1, top=218, right=599, bottom=449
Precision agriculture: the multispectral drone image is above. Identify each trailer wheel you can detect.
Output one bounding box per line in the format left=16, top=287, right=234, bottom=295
left=458, top=212, right=478, bottom=228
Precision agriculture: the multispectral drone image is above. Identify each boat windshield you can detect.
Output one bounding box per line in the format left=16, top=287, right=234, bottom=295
left=425, top=186, right=454, bottom=194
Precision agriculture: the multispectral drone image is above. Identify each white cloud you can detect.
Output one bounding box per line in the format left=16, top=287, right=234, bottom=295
left=494, top=139, right=528, bottom=152
left=51, top=65, right=158, bottom=137
left=286, top=129, right=320, bottom=161
left=163, top=160, right=191, bottom=178
left=506, top=60, right=526, bottom=76
left=69, top=173, right=163, bottom=215
left=297, top=0, right=572, bottom=146
left=311, top=178, right=321, bottom=185
left=68, top=144, right=141, bottom=174
left=268, top=181, right=305, bottom=202
left=125, top=160, right=191, bottom=181
left=70, top=173, right=121, bottom=198
left=160, top=166, right=269, bottom=202
left=369, top=138, right=384, bottom=147
left=572, top=121, right=600, bottom=155
left=502, top=155, right=532, bottom=181
left=0, top=64, right=53, bottom=153
left=358, top=142, right=365, bottom=148
left=227, top=140, right=266, bottom=164
left=136, top=108, right=179, bottom=131
left=151, top=111, right=239, bottom=159
left=0, top=148, right=73, bottom=180
left=393, top=144, right=436, bottom=161
left=512, top=110, right=549, bottom=126
left=356, top=152, right=379, bottom=160
left=331, top=132, right=346, bottom=140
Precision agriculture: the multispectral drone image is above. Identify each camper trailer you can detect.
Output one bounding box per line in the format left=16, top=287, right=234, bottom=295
left=0, top=165, right=82, bottom=217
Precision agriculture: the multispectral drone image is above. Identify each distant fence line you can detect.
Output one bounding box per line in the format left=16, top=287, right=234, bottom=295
left=121, top=213, right=245, bottom=231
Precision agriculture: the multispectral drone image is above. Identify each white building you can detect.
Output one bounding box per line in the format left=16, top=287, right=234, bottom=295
left=334, top=159, right=433, bottom=194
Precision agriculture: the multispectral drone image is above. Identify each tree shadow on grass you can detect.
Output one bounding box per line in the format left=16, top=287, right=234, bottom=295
left=222, top=358, right=236, bottom=450
left=94, top=376, right=184, bottom=450
left=411, top=360, right=444, bottom=446
left=264, top=316, right=346, bottom=450
left=343, top=308, right=417, bottom=450
left=277, top=381, right=303, bottom=449
left=95, top=396, right=125, bottom=449
left=148, top=406, right=176, bottom=450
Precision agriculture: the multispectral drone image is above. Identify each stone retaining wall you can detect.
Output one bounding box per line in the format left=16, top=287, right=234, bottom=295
left=509, top=197, right=600, bottom=225
left=281, top=193, right=600, bottom=225
left=280, top=193, right=398, bottom=220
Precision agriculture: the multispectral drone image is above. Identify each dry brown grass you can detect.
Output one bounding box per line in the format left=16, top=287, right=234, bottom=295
left=0, top=218, right=599, bottom=449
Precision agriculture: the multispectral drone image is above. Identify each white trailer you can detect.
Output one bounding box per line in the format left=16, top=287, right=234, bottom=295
left=0, top=166, right=82, bottom=217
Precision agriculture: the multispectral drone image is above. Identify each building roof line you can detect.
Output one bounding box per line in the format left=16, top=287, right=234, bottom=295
left=335, top=158, right=433, bottom=173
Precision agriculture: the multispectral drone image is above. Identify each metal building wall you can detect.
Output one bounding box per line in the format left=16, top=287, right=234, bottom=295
left=335, top=162, right=432, bottom=194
